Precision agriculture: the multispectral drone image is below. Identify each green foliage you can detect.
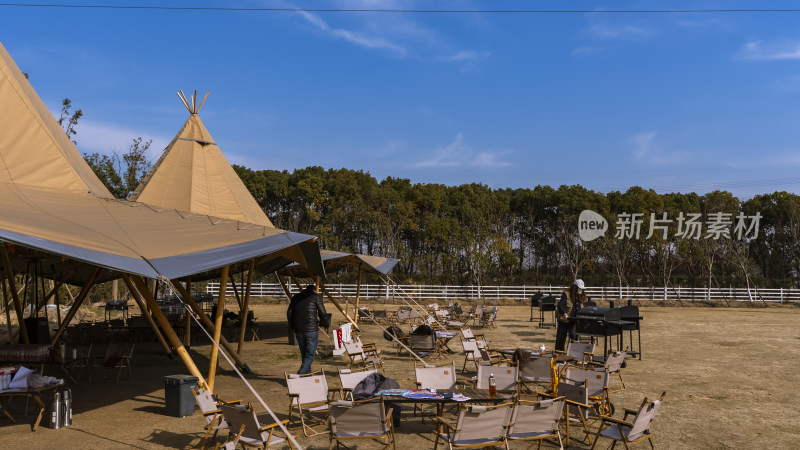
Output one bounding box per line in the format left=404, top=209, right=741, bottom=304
left=83, top=137, right=153, bottom=199
left=228, top=165, right=800, bottom=289
left=58, top=98, right=83, bottom=145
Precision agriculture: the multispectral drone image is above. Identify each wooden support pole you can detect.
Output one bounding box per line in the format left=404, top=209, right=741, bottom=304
left=228, top=268, right=243, bottom=310
left=184, top=277, right=192, bottom=348
left=319, top=284, right=359, bottom=330
left=122, top=275, right=173, bottom=358
left=289, top=274, right=303, bottom=292
left=169, top=280, right=247, bottom=368
left=355, top=266, right=363, bottom=326
left=275, top=272, right=292, bottom=301
left=50, top=268, right=102, bottom=345
left=208, top=265, right=229, bottom=392
left=33, top=280, right=64, bottom=316
left=1, top=245, right=28, bottom=344
left=3, top=281, right=12, bottom=344
left=237, top=260, right=255, bottom=354
left=131, top=275, right=207, bottom=389
left=54, top=280, right=62, bottom=328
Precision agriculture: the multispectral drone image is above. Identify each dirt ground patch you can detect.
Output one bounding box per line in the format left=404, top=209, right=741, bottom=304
left=1, top=304, right=798, bottom=449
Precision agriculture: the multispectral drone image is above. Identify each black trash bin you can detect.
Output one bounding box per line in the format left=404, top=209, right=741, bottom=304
left=20, top=317, right=50, bottom=344
left=163, top=375, right=198, bottom=417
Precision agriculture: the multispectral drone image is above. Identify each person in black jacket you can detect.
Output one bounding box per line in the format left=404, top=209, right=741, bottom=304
left=555, top=279, right=587, bottom=351
left=287, top=284, right=329, bottom=374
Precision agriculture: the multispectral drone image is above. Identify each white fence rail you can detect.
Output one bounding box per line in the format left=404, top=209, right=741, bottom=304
left=206, top=282, right=800, bottom=303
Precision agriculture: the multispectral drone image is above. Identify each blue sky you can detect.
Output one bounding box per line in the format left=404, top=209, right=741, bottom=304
left=3, top=1, right=800, bottom=198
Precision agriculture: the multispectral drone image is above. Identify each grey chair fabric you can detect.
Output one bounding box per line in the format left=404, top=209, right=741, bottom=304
left=329, top=398, right=395, bottom=449
left=508, top=397, right=565, bottom=445
left=437, top=403, right=513, bottom=448
left=219, top=403, right=287, bottom=448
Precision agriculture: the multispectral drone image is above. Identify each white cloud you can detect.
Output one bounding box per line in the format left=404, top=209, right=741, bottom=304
left=297, top=10, right=407, bottom=56
left=737, top=40, right=800, bottom=61
left=630, top=131, right=688, bottom=166
left=416, top=133, right=512, bottom=168
left=280, top=0, right=488, bottom=68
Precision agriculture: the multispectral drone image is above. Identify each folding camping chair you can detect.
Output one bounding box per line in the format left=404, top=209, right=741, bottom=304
left=69, top=343, right=93, bottom=382
left=433, top=402, right=514, bottom=449
left=344, top=338, right=384, bottom=371
left=93, top=341, right=134, bottom=382
left=475, top=364, right=518, bottom=394
left=507, top=397, right=566, bottom=450
left=328, top=398, right=396, bottom=450
left=554, top=380, right=594, bottom=446
left=218, top=402, right=292, bottom=449
left=518, top=355, right=554, bottom=395
left=557, top=342, right=595, bottom=366
left=192, top=387, right=242, bottom=448
left=338, top=367, right=380, bottom=400
left=409, top=331, right=441, bottom=360
left=414, top=361, right=458, bottom=420
left=564, top=366, right=614, bottom=416
left=285, top=370, right=337, bottom=436
left=590, top=392, right=666, bottom=450
left=588, top=350, right=627, bottom=393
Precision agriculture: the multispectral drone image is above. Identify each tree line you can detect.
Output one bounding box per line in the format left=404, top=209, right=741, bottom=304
left=234, top=165, right=800, bottom=290
left=60, top=98, right=799, bottom=291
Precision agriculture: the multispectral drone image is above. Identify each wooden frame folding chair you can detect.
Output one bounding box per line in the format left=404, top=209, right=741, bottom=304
left=93, top=341, right=134, bottom=382
left=285, top=370, right=337, bottom=436
left=590, top=392, right=666, bottom=450
left=328, top=398, right=396, bottom=450
left=414, top=361, right=458, bottom=420
left=218, top=402, right=293, bottom=449
left=344, top=338, right=384, bottom=371
left=192, top=387, right=243, bottom=449
left=337, top=367, right=380, bottom=400
left=434, top=402, right=514, bottom=449
left=507, top=397, right=566, bottom=450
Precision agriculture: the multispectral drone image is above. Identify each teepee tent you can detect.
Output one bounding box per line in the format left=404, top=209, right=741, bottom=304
left=129, top=90, right=274, bottom=227
left=0, top=40, right=323, bottom=389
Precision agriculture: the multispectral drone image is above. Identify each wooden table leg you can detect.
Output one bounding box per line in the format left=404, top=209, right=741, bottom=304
left=31, top=393, right=46, bottom=431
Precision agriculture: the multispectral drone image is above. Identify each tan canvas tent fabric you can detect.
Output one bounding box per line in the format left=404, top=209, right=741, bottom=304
left=128, top=96, right=324, bottom=278
left=129, top=110, right=273, bottom=227
left=0, top=41, right=321, bottom=282
left=284, top=249, right=399, bottom=276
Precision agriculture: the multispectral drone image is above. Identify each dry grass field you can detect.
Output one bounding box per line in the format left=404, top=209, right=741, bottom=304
left=1, top=302, right=798, bottom=449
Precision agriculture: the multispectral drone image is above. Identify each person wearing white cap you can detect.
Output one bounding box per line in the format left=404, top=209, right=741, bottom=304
left=555, top=279, right=588, bottom=351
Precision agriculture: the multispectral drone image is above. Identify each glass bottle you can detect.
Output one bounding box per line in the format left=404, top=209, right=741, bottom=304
left=488, top=373, right=497, bottom=398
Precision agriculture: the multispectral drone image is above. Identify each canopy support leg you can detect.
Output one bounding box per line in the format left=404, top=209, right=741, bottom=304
left=169, top=280, right=248, bottom=370
left=130, top=275, right=208, bottom=389
left=50, top=267, right=102, bottom=345
left=1, top=245, right=28, bottom=344
left=237, top=260, right=255, bottom=354
left=208, top=265, right=229, bottom=392
left=122, top=275, right=173, bottom=359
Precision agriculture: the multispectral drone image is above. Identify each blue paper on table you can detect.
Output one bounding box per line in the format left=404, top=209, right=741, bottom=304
left=403, top=391, right=442, bottom=399
left=377, top=389, right=413, bottom=396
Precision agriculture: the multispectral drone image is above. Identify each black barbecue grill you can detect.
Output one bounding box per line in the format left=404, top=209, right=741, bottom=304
left=104, top=299, right=129, bottom=322
left=574, top=306, right=632, bottom=357
left=529, top=293, right=544, bottom=322
left=538, top=295, right=557, bottom=328
left=616, top=303, right=643, bottom=360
